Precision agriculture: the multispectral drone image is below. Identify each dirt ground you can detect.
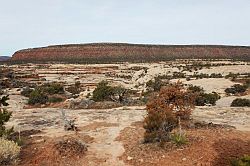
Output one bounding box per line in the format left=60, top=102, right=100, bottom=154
left=117, top=122, right=250, bottom=166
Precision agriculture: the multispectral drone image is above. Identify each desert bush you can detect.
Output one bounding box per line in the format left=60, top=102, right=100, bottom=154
left=0, top=138, right=20, bottom=165
left=195, top=92, right=220, bottom=106
left=20, top=87, right=33, bottom=97
left=225, top=84, right=248, bottom=95
left=54, top=137, right=87, bottom=157
left=28, top=89, right=48, bottom=105
left=172, top=72, right=186, bottom=79
left=225, top=72, right=239, bottom=80
left=188, top=85, right=220, bottom=106
left=48, top=96, right=63, bottom=103
left=210, top=73, right=223, bottom=78
left=231, top=98, right=250, bottom=107
left=188, top=85, right=204, bottom=93
left=146, top=77, right=168, bottom=92
left=40, top=82, right=64, bottom=95
left=92, top=81, right=128, bottom=102
left=92, top=81, right=114, bottom=101
left=66, top=81, right=82, bottom=95
left=231, top=155, right=250, bottom=166
left=170, top=132, right=188, bottom=146
left=143, top=83, right=195, bottom=143
left=0, top=96, right=13, bottom=138
left=193, top=73, right=209, bottom=79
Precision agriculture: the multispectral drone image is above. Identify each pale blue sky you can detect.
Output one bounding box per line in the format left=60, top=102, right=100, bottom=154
left=1, top=0, right=250, bottom=56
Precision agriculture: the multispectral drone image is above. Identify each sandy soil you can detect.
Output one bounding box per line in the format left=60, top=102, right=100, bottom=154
left=117, top=122, right=250, bottom=166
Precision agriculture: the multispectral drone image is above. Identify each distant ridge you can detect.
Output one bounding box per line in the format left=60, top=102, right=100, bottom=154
left=0, top=56, right=10, bottom=61
left=11, top=43, right=250, bottom=63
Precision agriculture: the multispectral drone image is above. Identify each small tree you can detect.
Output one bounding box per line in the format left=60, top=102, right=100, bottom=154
left=92, top=81, right=128, bottom=102
left=143, top=82, right=195, bottom=143
left=28, top=89, right=48, bottom=105
left=146, top=77, right=167, bottom=92
left=0, top=95, right=13, bottom=138
left=92, top=81, right=114, bottom=102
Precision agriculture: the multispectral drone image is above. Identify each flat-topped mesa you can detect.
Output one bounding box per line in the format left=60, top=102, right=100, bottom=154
left=11, top=43, right=250, bottom=62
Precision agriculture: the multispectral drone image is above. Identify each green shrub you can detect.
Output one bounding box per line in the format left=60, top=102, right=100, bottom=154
left=20, top=87, right=33, bottom=97
left=225, top=84, right=248, bottom=95
left=92, top=81, right=114, bottom=102
left=39, top=82, right=64, bottom=95
left=92, top=81, right=128, bottom=102
left=231, top=98, right=250, bottom=107
left=231, top=155, right=250, bottom=166
left=172, top=72, right=186, bottom=79
left=225, top=72, right=239, bottom=79
left=195, top=92, right=220, bottom=106
left=28, top=90, right=48, bottom=105
left=48, top=97, right=63, bottom=103
left=146, top=77, right=168, bottom=92
left=210, top=73, right=223, bottom=78
left=189, top=85, right=220, bottom=106
left=188, top=85, right=204, bottom=93
left=0, top=138, right=20, bottom=165
left=0, top=96, right=13, bottom=138
left=170, top=132, right=188, bottom=146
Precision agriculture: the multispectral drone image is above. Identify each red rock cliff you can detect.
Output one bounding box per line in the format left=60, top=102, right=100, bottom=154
left=11, top=43, right=250, bottom=62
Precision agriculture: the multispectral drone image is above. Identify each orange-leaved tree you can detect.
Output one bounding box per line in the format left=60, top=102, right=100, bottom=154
left=143, top=82, right=195, bottom=143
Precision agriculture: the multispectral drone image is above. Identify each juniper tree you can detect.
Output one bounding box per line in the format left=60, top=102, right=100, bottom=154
left=0, top=95, right=13, bottom=138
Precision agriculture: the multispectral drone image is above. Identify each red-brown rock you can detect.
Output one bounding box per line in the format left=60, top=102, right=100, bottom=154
left=11, top=43, right=250, bottom=62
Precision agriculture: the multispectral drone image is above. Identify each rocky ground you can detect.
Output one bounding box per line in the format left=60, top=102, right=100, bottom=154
left=1, top=60, right=250, bottom=165
left=6, top=93, right=250, bottom=166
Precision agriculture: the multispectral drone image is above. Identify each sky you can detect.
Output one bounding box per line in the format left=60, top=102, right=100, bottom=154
left=1, top=0, right=250, bottom=56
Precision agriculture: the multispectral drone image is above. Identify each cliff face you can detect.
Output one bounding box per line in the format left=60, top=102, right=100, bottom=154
left=11, top=43, right=250, bottom=62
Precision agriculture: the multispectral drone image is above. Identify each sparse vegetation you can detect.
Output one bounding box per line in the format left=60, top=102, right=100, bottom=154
left=0, top=95, right=13, bottom=138
left=231, top=155, right=250, bottom=166
left=21, top=87, right=33, bottom=97
left=48, top=96, right=63, bottom=103
left=24, top=83, right=66, bottom=105
left=195, top=92, right=221, bottom=106
left=231, top=98, right=250, bottom=107
left=28, top=89, right=48, bottom=105
left=92, top=81, right=128, bottom=103
left=0, top=138, right=21, bottom=165
left=170, top=132, right=188, bottom=146
left=225, top=84, right=248, bottom=95
left=39, top=82, right=64, bottom=95
left=146, top=77, right=168, bottom=92
left=66, top=81, right=82, bottom=95
left=188, top=85, right=220, bottom=106
left=188, top=85, right=205, bottom=93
